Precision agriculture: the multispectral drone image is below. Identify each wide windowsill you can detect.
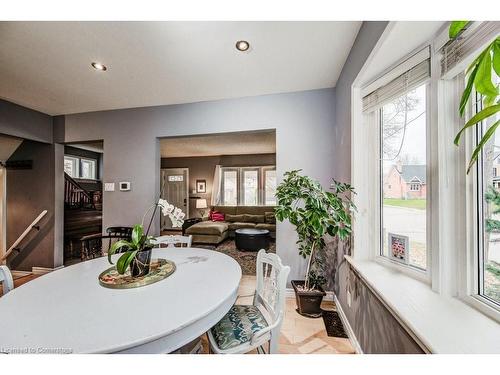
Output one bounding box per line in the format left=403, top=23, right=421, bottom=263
left=345, top=255, right=500, bottom=354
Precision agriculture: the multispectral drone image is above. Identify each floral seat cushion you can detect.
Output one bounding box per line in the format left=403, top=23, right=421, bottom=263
left=211, top=305, right=268, bottom=350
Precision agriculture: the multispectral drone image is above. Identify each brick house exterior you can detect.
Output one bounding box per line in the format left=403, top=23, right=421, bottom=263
left=384, top=164, right=426, bottom=199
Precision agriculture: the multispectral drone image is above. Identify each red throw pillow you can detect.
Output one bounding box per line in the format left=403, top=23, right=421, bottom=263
left=211, top=211, right=225, bottom=222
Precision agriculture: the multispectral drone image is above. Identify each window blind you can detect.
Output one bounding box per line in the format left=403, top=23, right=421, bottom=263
left=441, top=21, right=500, bottom=77
left=362, top=58, right=430, bottom=113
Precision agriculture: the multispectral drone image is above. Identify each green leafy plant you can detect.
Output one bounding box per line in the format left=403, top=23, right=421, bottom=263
left=451, top=21, right=500, bottom=173
left=107, top=198, right=185, bottom=275
left=275, top=170, right=356, bottom=290
left=108, top=224, right=155, bottom=274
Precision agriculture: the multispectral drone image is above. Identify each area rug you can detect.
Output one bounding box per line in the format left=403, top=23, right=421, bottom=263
left=322, top=310, right=348, bottom=338
left=196, top=239, right=276, bottom=275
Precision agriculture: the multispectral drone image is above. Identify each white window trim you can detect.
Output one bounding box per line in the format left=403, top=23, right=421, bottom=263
left=220, top=166, right=276, bottom=206
left=350, top=23, right=500, bottom=352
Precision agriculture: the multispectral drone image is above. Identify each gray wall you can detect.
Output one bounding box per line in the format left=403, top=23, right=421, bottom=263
left=62, top=88, right=335, bottom=282
left=0, top=99, right=53, bottom=143
left=332, top=21, right=425, bottom=353
left=161, top=153, right=276, bottom=218
left=0, top=99, right=63, bottom=271
left=6, top=140, right=63, bottom=270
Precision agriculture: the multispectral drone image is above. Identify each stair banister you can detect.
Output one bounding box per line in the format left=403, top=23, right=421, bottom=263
left=1, top=210, right=48, bottom=263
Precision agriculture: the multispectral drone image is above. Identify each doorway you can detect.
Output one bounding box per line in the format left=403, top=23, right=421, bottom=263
left=161, top=168, right=189, bottom=231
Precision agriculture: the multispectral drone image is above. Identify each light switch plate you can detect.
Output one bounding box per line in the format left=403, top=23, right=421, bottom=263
left=104, top=182, right=115, bottom=192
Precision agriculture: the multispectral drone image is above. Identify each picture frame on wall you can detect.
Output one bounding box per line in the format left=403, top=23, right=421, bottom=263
left=196, top=179, right=206, bottom=193
left=388, top=233, right=409, bottom=264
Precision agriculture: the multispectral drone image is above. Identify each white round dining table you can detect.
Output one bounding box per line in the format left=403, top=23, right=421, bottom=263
left=0, top=248, right=241, bottom=354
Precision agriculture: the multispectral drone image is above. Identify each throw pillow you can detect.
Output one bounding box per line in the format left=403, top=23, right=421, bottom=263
left=211, top=211, right=225, bottom=222
left=226, top=214, right=245, bottom=222
left=265, top=212, right=276, bottom=224
left=244, top=214, right=265, bottom=223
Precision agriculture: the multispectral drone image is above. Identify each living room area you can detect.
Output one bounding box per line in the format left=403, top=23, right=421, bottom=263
left=160, top=130, right=277, bottom=275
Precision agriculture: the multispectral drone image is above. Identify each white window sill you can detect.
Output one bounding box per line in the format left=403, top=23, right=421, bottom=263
left=345, top=255, right=500, bottom=353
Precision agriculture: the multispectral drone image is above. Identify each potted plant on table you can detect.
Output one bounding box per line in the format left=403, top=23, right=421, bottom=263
left=107, top=198, right=185, bottom=277
left=275, top=170, right=355, bottom=317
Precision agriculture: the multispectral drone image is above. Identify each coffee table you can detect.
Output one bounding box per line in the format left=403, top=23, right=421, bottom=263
left=235, top=228, right=270, bottom=252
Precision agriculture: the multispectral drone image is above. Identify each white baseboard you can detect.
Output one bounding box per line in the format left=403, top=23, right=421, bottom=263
left=334, top=294, right=363, bottom=354
left=32, top=265, right=64, bottom=275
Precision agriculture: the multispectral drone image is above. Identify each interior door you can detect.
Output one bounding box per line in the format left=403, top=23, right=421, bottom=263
left=160, top=168, right=189, bottom=230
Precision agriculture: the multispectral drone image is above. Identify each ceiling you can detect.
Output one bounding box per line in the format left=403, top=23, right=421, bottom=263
left=160, top=131, right=275, bottom=158
left=0, top=21, right=362, bottom=116
left=0, top=134, right=23, bottom=161
left=360, top=21, right=446, bottom=85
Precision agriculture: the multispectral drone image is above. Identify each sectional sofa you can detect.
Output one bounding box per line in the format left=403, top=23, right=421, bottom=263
left=185, top=206, right=276, bottom=245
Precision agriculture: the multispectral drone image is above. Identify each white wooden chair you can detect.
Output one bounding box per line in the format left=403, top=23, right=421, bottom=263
left=0, top=265, right=14, bottom=296
left=152, top=235, right=192, bottom=248
left=207, top=249, right=290, bottom=354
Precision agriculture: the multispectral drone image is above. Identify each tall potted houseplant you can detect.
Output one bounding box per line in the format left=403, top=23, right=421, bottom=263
left=107, top=198, right=185, bottom=277
left=275, top=170, right=355, bottom=317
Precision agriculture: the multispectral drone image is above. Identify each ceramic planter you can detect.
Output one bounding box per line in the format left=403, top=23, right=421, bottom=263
left=291, top=280, right=326, bottom=318
left=130, top=247, right=153, bottom=277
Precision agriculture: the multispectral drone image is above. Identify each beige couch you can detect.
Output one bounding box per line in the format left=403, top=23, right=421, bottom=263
left=185, top=206, right=276, bottom=245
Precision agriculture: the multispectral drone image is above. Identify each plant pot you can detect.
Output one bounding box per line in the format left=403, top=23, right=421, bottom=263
left=291, top=280, right=326, bottom=318
left=130, top=247, right=153, bottom=277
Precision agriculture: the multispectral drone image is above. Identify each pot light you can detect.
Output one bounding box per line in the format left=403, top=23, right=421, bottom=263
left=235, top=40, right=250, bottom=52
left=91, top=62, right=107, bottom=71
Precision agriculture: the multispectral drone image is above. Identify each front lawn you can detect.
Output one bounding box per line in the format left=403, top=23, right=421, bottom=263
left=383, top=198, right=426, bottom=210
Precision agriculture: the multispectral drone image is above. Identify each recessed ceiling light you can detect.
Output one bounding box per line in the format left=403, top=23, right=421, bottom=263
left=91, top=62, right=107, bottom=71
left=235, top=40, right=250, bottom=52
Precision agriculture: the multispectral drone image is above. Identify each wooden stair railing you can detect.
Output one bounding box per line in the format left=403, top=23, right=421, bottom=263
left=1, top=210, right=48, bottom=263
left=64, top=172, right=95, bottom=209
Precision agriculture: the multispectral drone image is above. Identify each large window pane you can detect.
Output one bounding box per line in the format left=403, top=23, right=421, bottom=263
left=381, top=84, right=427, bottom=270
left=243, top=170, right=258, bottom=206
left=223, top=170, right=237, bottom=206
left=477, top=77, right=500, bottom=306
left=80, top=158, right=96, bottom=179
left=64, top=156, right=79, bottom=178
left=264, top=169, right=277, bottom=206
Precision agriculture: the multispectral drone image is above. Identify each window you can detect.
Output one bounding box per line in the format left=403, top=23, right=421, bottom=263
left=80, top=158, right=96, bottom=179
left=64, top=155, right=97, bottom=180
left=264, top=168, right=277, bottom=205
left=380, top=84, right=428, bottom=270
left=219, top=166, right=276, bottom=206
left=242, top=169, right=259, bottom=206
left=474, top=78, right=500, bottom=307
left=410, top=183, right=420, bottom=191
left=64, top=156, right=79, bottom=178
left=222, top=169, right=238, bottom=206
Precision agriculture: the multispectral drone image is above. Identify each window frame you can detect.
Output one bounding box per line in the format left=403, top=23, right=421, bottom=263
left=263, top=166, right=277, bottom=206
left=64, top=155, right=80, bottom=178
left=64, top=155, right=98, bottom=180
left=376, top=82, right=432, bottom=282
left=240, top=167, right=260, bottom=206
left=80, top=157, right=97, bottom=180
left=220, top=168, right=239, bottom=206
left=467, top=89, right=500, bottom=318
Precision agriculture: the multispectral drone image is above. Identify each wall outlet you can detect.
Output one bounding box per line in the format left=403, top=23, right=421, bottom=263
left=347, top=290, right=352, bottom=308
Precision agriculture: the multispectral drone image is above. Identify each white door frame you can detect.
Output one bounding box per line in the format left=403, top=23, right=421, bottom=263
left=160, top=168, right=189, bottom=230
left=0, top=165, right=6, bottom=263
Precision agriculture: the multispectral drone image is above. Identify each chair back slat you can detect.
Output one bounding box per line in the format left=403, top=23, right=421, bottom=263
left=0, top=265, right=14, bottom=296
left=152, top=235, right=192, bottom=248
left=254, top=250, right=290, bottom=325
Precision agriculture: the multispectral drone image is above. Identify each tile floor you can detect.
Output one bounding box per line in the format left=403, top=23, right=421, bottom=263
left=201, top=275, right=356, bottom=354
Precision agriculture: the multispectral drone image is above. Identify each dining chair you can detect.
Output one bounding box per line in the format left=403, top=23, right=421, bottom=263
left=106, top=226, right=133, bottom=239
left=0, top=265, right=14, bottom=296
left=207, top=249, right=290, bottom=354
left=152, top=235, right=193, bottom=248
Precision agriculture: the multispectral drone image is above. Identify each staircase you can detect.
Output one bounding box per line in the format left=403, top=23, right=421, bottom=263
left=64, top=173, right=102, bottom=263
